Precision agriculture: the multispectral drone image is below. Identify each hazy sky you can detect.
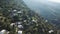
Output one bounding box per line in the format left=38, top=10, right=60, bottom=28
left=23, top=0, right=60, bottom=3
left=49, top=0, right=60, bottom=3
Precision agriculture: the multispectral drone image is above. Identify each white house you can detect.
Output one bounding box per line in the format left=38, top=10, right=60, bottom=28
left=48, top=30, right=54, bottom=33
left=0, top=29, right=7, bottom=34
left=16, top=22, right=22, bottom=25
left=18, top=25, right=23, bottom=28
left=18, top=31, right=22, bottom=34
left=10, top=23, right=15, bottom=26
left=45, top=20, right=48, bottom=22
left=32, top=19, right=37, bottom=23
left=13, top=9, right=17, bottom=12
left=17, top=11, right=22, bottom=14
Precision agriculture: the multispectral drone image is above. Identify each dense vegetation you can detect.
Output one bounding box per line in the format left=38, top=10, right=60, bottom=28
left=0, top=0, right=57, bottom=34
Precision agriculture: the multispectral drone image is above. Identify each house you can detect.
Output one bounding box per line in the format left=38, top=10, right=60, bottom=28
left=48, top=30, right=54, bottom=33
left=0, top=29, right=7, bottom=34
left=18, top=30, right=22, bottom=34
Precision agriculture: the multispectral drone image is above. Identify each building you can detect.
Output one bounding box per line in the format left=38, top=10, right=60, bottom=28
left=18, top=30, right=22, bottom=34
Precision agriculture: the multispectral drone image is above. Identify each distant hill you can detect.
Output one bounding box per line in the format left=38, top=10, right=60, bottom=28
left=23, top=0, right=60, bottom=29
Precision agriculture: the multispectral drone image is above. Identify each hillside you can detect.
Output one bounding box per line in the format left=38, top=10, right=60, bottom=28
left=0, top=0, right=57, bottom=34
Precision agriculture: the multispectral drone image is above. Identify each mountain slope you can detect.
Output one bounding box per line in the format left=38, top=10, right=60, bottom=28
left=0, top=0, right=57, bottom=34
